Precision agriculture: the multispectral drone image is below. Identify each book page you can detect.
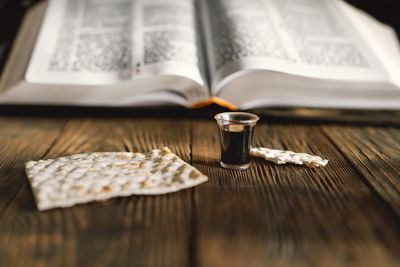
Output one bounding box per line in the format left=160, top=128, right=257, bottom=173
left=201, top=0, right=392, bottom=93
left=337, top=1, right=400, bottom=87
left=132, top=0, right=206, bottom=86
left=26, top=0, right=205, bottom=86
left=26, top=0, right=133, bottom=85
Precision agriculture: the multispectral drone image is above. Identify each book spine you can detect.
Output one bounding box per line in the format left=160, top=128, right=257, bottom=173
left=188, top=97, right=237, bottom=110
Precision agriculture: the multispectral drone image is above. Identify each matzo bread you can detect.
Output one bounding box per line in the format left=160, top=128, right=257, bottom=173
left=250, top=147, right=328, bottom=167
left=25, top=147, right=208, bottom=211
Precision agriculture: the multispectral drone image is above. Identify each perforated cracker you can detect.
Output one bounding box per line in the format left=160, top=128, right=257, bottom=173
left=250, top=147, right=328, bottom=167
left=25, top=147, right=208, bottom=211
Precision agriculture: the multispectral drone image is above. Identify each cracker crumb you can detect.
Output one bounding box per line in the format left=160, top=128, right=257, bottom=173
left=250, top=147, right=328, bottom=167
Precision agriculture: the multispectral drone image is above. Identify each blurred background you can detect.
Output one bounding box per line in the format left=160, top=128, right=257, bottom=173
left=1, top=0, right=399, bottom=72
left=2, top=0, right=398, bottom=33
left=346, top=0, right=400, bottom=36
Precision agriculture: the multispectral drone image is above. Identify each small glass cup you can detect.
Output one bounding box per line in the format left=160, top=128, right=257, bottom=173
left=214, top=112, right=259, bottom=170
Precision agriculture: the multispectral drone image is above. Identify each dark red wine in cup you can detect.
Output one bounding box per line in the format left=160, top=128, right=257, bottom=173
left=220, top=124, right=251, bottom=165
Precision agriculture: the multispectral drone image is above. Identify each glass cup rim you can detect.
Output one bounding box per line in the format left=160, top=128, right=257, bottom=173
left=214, top=112, right=259, bottom=125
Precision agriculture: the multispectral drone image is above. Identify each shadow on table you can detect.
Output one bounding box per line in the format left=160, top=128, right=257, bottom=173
left=1, top=104, right=400, bottom=126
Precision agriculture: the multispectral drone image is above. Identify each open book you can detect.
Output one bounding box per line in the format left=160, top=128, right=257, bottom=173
left=1, top=0, right=400, bottom=110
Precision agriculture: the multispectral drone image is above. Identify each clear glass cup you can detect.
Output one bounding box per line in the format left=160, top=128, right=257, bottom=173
left=214, top=112, right=259, bottom=170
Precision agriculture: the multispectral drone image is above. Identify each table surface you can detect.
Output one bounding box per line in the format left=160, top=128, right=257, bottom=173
left=0, top=106, right=399, bottom=267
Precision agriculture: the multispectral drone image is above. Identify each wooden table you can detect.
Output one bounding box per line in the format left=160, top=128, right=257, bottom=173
left=0, top=106, right=399, bottom=267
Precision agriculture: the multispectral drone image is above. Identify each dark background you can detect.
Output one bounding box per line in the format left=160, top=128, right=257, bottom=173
left=345, top=0, right=400, bottom=36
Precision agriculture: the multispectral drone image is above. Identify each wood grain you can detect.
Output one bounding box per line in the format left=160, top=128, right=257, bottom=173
left=0, top=114, right=399, bottom=267
left=191, top=120, right=400, bottom=267
left=0, top=117, right=66, bottom=218
left=251, top=108, right=400, bottom=125
left=321, top=125, right=400, bottom=215
left=0, top=117, right=194, bottom=267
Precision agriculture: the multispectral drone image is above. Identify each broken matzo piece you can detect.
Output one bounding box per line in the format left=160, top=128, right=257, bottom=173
left=250, top=147, right=328, bottom=167
left=25, top=147, right=208, bottom=211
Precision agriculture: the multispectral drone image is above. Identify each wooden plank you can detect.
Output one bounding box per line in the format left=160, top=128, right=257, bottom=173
left=251, top=108, right=400, bottom=125
left=0, top=117, right=194, bottom=267
left=191, top=120, right=400, bottom=267
left=321, top=125, right=400, bottom=215
left=1, top=115, right=399, bottom=266
left=0, top=117, right=66, bottom=218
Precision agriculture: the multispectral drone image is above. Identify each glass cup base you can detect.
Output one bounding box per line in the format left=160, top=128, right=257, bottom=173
left=220, top=162, right=250, bottom=170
